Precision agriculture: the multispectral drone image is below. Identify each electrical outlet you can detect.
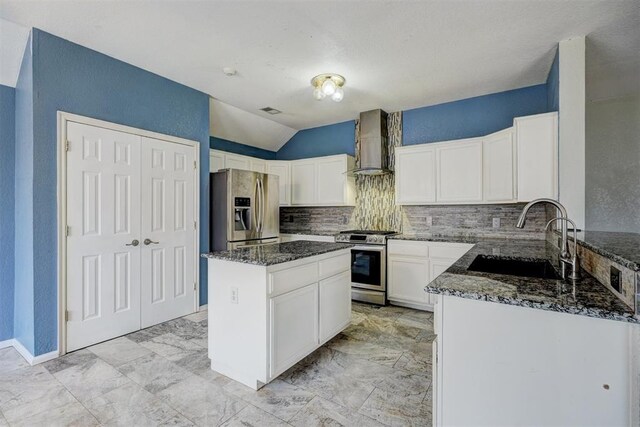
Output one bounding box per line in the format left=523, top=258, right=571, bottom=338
left=610, top=267, right=621, bottom=293
left=492, top=218, right=501, bottom=228
left=426, top=216, right=433, bottom=227
left=230, top=287, right=239, bottom=304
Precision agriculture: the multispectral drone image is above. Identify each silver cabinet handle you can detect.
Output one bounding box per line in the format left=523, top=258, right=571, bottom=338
left=126, top=239, right=140, bottom=247
left=144, top=238, right=159, bottom=245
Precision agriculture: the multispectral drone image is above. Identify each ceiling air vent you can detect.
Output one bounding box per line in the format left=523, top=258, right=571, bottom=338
left=260, top=107, right=282, bottom=115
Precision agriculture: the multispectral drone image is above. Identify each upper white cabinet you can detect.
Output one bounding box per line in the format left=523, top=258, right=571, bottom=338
left=395, top=113, right=558, bottom=205
left=291, top=155, right=355, bottom=207
left=211, top=150, right=354, bottom=207
left=515, top=112, right=558, bottom=201
left=483, top=128, right=515, bottom=202
left=266, top=161, right=291, bottom=206
left=395, top=145, right=436, bottom=204
left=436, top=139, right=483, bottom=203
left=291, top=159, right=317, bottom=205
left=249, top=158, right=267, bottom=173
left=210, top=150, right=225, bottom=173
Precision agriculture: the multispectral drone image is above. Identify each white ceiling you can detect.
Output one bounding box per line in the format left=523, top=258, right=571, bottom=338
left=210, top=98, right=296, bottom=151
left=0, top=18, right=29, bottom=87
left=0, top=1, right=638, bottom=146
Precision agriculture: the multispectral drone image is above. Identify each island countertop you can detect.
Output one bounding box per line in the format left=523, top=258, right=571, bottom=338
left=414, top=236, right=638, bottom=324
left=201, top=240, right=353, bottom=266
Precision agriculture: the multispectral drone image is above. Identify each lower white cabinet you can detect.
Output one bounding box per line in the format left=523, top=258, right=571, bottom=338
left=387, top=240, right=473, bottom=310
left=270, top=283, right=319, bottom=378
left=319, top=270, right=352, bottom=343
left=207, top=249, right=351, bottom=390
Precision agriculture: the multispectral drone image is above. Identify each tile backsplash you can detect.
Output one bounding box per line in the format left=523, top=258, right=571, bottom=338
left=279, top=206, right=354, bottom=235
left=402, top=203, right=550, bottom=239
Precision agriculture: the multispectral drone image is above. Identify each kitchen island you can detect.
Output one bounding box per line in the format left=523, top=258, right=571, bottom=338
left=419, top=236, right=640, bottom=426
left=201, top=240, right=353, bottom=389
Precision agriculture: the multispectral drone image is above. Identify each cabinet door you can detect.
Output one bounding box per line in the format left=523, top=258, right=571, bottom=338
left=316, top=157, right=346, bottom=205
left=515, top=113, right=558, bottom=201
left=225, top=153, right=250, bottom=171
left=291, top=160, right=317, bottom=205
left=436, top=140, right=483, bottom=203
left=483, top=129, right=515, bottom=202
left=319, top=271, right=351, bottom=343
left=395, top=146, right=436, bottom=204
left=266, top=161, right=291, bottom=206
left=249, top=159, right=267, bottom=173
left=269, top=283, right=319, bottom=378
left=387, top=255, right=429, bottom=304
left=210, top=150, right=225, bottom=172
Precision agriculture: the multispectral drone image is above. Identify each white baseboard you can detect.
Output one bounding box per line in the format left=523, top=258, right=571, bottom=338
left=199, top=304, right=208, bottom=311
left=0, top=339, right=14, bottom=349
left=6, top=339, right=59, bottom=365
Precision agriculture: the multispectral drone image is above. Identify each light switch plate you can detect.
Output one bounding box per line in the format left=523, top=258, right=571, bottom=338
left=426, top=216, right=433, bottom=227
left=492, top=218, right=500, bottom=228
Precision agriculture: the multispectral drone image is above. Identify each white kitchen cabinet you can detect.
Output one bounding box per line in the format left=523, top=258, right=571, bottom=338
left=387, top=239, right=473, bottom=311
left=224, top=153, right=251, bottom=170
left=316, top=156, right=355, bottom=206
left=210, top=150, right=225, bottom=172
left=483, top=128, right=515, bottom=202
left=388, top=255, right=430, bottom=306
left=395, top=145, right=436, bottom=204
left=207, top=249, right=351, bottom=390
left=515, top=112, right=558, bottom=201
left=436, top=139, right=483, bottom=203
left=319, top=270, right=351, bottom=344
left=249, top=158, right=267, bottom=173
left=291, top=159, right=317, bottom=205
left=291, top=155, right=355, bottom=206
left=266, top=161, right=291, bottom=206
left=270, top=283, right=319, bottom=378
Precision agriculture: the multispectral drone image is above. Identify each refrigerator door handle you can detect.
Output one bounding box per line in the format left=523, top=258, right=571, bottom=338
left=258, top=178, right=265, bottom=233
left=253, top=178, right=259, bottom=234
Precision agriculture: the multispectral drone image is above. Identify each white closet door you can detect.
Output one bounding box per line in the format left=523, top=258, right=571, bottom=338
left=140, top=137, right=197, bottom=328
left=66, top=122, right=142, bottom=352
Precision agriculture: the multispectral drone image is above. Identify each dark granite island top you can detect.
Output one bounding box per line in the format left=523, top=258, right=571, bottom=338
left=420, top=237, right=639, bottom=324
left=201, top=240, right=353, bottom=266
left=569, top=230, right=640, bottom=271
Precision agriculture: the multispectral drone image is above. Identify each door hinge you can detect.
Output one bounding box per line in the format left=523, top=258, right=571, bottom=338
left=193, top=160, right=197, bottom=170
left=194, top=220, right=197, bottom=230
left=65, top=140, right=70, bottom=151
left=66, top=225, right=70, bottom=236
left=193, top=282, right=197, bottom=291
left=65, top=310, right=69, bottom=322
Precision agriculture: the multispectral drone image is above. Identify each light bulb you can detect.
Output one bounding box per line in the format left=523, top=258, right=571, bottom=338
left=321, top=78, right=337, bottom=96
left=313, top=87, right=326, bottom=100
left=331, top=87, right=344, bottom=102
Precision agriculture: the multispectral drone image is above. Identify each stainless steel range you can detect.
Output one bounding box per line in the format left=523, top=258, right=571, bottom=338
left=335, top=230, right=399, bottom=305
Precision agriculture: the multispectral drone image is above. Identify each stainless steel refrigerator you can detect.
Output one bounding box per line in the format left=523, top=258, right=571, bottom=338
left=210, top=169, right=279, bottom=251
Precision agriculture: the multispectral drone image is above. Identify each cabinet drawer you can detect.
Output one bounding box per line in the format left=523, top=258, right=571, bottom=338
left=428, top=243, right=472, bottom=259
left=269, top=262, right=318, bottom=297
left=388, top=240, right=429, bottom=257
left=319, top=252, right=350, bottom=280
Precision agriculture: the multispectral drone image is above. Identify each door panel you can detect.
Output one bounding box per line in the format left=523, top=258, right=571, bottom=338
left=66, top=122, right=142, bottom=352
left=316, top=157, right=345, bottom=204
left=140, top=137, right=197, bottom=328
left=436, top=140, right=483, bottom=203
left=319, top=271, right=351, bottom=343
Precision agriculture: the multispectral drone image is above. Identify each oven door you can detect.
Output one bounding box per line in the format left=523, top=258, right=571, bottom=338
left=351, top=245, right=386, bottom=291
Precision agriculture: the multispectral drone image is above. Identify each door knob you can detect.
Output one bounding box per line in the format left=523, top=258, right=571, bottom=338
left=126, top=239, right=140, bottom=247
left=144, top=238, right=159, bottom=245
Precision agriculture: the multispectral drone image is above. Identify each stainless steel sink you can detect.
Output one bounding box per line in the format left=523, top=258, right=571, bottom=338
left=467, top=255, right=561, bottom=280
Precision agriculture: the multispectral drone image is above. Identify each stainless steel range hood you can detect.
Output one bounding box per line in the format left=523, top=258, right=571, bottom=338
left=350, top=109, right=391, bottom=176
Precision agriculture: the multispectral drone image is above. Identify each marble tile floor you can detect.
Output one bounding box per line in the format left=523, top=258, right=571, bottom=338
left=0, top=303, right=434, bottom=426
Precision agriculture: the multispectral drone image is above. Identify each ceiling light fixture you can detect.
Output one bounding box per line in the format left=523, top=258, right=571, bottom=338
left=311, top=74, right=346, bottom=102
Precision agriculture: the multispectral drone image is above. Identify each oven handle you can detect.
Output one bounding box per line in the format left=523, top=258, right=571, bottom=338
left=352, top=245, right=385, bottom=252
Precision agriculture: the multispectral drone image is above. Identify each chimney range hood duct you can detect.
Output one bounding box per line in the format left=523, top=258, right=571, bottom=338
left=351, top=109, right=391, bottom=176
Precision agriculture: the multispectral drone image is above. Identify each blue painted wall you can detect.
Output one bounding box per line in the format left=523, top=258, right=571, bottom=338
left=15, top=29, right=210, bottom=355
left=546, top=50, right=559, bottom=112
left=0, top=85, right=16, bottom=341
left=402, top=84, right=549, bottom=146
left=13, top=35, right=36, bottom=352
left=276, top=120, right=356, bottom=160
left=210, top=136, right=276, bottom=159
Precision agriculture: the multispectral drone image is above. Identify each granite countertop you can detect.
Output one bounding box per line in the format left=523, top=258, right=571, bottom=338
left=201, top=240, right=353, bottom=266
left=417, top=237, right=638, bottom=323
left=567, top=230, right=640, bottom=271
